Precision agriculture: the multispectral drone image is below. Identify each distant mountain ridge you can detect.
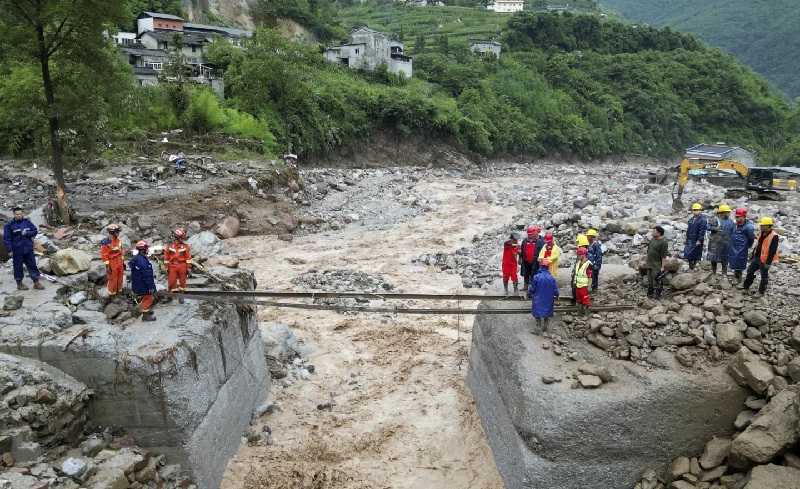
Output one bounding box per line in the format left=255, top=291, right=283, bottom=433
left=600, top=0, right=800, bottom=99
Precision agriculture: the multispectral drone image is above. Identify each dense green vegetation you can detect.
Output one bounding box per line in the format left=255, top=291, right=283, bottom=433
left=1, top=0, right=799, bottom=168
left=600, top=0, right=800, bottom=99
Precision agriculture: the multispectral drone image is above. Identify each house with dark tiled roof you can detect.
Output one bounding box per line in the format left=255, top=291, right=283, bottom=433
left=114, top=11, right=252, bottom=96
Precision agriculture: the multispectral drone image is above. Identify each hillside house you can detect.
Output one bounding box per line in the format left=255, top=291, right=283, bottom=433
left=324, top=27, right=413, bottom=78
left=116, top=12, right=251, bottom=96
left=487, top=0, right=524, bottom=13
left=469, top=40, right=502, bottom=58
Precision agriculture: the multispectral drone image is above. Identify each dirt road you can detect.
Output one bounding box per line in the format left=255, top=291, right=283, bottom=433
left=221, top=177, right=511, bottom=489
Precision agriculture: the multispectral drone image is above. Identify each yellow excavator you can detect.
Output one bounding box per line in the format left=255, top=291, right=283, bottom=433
left=671, top=144, right=799, bottom=210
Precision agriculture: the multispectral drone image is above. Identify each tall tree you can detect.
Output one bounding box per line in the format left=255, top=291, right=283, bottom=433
left=0, top=0, right=127, bottom=224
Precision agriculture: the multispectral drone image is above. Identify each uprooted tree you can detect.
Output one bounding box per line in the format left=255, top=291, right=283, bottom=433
left=0, top=0, right=127, bottom=224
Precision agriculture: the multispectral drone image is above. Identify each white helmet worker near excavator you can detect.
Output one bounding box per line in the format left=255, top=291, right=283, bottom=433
left=741, top=216, right=780, bottom=296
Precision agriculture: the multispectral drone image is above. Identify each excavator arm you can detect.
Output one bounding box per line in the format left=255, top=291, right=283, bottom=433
left=672, top=159, right=750, bottom=210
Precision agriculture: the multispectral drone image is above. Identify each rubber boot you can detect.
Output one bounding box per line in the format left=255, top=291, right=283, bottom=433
left=513, top=282, right=519, bottom=296
left=542, top=318, right=550, bottom=333
left=503, top=280, right=509, bottom=296
left=17, top=281, right=29, bottom=291
left=33, top=281, right=44, bottom=290
left=535, top=318, right=542, bottom=335
left=142, top=311, right=157, bottom=322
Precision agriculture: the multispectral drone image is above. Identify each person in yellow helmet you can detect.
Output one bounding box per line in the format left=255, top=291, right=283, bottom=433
left=742, top=216, right=780, bottom=295
left=707, top=204, right=734, bottom=275
left=586, top=229, right=603, bottom=291
left=683, top=203, right=707, bottom=270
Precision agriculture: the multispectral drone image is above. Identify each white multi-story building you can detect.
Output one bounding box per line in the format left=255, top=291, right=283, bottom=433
left=488, top=0, right=524, bottom=13
left=324, top=27, right=413, bottom=78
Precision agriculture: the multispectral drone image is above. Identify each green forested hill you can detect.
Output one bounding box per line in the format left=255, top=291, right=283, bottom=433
left=600, top=0, right=800, bottom=99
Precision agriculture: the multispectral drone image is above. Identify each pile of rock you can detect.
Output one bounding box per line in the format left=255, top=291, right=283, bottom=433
left=291, top=269, right=394, bottom=293
left=634, top=386, right=800, bottom=489
left=1, top=354, right=195, bottom=489
left=260, top=322, right=314, bottom=383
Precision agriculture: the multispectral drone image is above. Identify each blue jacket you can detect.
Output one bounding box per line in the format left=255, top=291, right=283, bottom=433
left=129, top=254, right=156, bottom=295
left=683, top=214, right=708, bottom=261
left=588, top=241, right=603, bottom=269
left=707, top=217, right=735, bottom=262
left=728, top=221, right=755, bottom=270
left=3, top=218, right=38, bottom=253
left=529, top=268, right=559, bottom=319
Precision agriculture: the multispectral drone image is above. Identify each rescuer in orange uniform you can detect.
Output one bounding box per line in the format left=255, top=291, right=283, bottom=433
left=164, top=228, right=192, bottom=294
left=99, top=224, right=125, bottom=296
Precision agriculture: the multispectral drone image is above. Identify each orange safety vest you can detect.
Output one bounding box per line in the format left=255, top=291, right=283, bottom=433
left=758, top=231, right=780, bottom=264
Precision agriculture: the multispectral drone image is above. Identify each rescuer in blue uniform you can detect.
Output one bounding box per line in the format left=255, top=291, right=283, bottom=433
left=129, top=240, right=157, bottom=321
left=3, top=207, right=44, bottom=290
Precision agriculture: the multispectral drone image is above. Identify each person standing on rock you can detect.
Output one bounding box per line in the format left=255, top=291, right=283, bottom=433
left=729, top=208, right=755, bottom=283
left=683, top=203, right=707, bottom=270
left=707, top=204, right=735, bottom=275
left=165, top=228, right=192, bottom=297
left=647, top=226, right=669, bottom=298
left=3, top=207, right=44, bottom=291
left=538, top=232, right=561, bottom=277
left=741, top=216, right=780, bottom=295
left=519, top=225, right=544, bottom=294
left=529, top=262, right=559, bottom=334
left=573, top=247, right=593, bottom=314
left=501, top=234, right=520, bottom=296
left=130, top=240, right=157, bottom=321
left=100, top=224, right=125, bottom=296
left=586, top=229, right=603, bottom=291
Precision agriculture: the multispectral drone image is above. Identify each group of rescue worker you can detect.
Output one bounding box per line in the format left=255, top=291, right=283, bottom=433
left=503, top=225, right=604, bottom=333
left=4, top=207, right=192, bottom=323
left=682, top=204, right=780, bottom=296
left=100, top=224, right=193, bottom=321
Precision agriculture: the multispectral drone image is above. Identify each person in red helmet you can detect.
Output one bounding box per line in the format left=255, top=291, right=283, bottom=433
left=164, top=228, right=192, bottom=296
left=572, top=246, right=593, bottom=314
left=100, top=224, right=125, bottom=296
left=519, top=225, right=544, bottom=293
left=538, top=232, right=561, bottom=276
left=501, top=233, right=520, bottom=296
left=729, top=208, right=755, bottom=284
left=129, top=240, right=157, bottom=321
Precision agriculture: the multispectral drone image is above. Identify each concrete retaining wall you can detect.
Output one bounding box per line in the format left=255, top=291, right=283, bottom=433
left=0, top=288, right=268, bottom=489
left=467, top=300, right=748, bottom=489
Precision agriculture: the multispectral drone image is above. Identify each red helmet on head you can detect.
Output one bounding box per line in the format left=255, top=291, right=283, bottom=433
left=544, top=232, right=554, bottom=243
left=576, top=247, right=588, bottom=256
left=174, top=227, right=186, bottom=238
left=735, top=208, right=747, bottom=218
left=527, top=225, right=541, bottom=236
left=135, top=240, right=149, bottom=250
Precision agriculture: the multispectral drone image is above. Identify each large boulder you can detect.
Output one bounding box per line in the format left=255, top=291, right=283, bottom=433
left=186, top=231, right=223, bottom=260
left=716, top=324, right=744, bottom=353
left=214, top=216, right=240, bottom=240
left=670, top=273, right=701, bottom=290
left=468, top=300, right=748, bottom=489
left=727, top=348, right=775, bottom=395
left=742, top=311, right=769, bottom=328
left=730, top=386, right=800, bottom=465
left=743, top=464, right=800, bottom=489
left=51, top=248, right=91, bottom=276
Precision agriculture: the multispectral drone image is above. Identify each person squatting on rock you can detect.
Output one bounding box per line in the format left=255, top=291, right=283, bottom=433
left=647, top=225, right=669, bottom=299
left=99, top=224, right=125, bottom=296
left=707, top=204, right=734, bottom=275
left=683, top=203, right=707, bottom=270
left=519, top=225, right=544, bottom=295
left=165, top=228, right=192, bottom=299
left=742, top=216, right=780, bottom=295
left=572, top=247, right=593, bottom=314
left=729, top=208, right=755, bottom=283
left=3, top=207, right=44, bottom=290
left=530, top=259, right=559, bottom=334
left=586, top=229, right=603, bottom=291
left=130, top=240, right=157, bottom=321
left=501, top=234, right=520, bottom=296
left=538, top=232, right=561, bottom=276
